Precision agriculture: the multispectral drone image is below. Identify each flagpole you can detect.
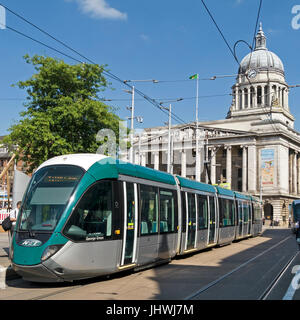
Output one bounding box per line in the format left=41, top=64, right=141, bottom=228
left=195, top=74, right=200, bottom=181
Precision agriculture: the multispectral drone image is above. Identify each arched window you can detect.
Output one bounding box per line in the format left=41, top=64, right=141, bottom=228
left=244, top=88, right=248, bottom=108
left=257, top=86, right=262, bottom=105
left=263, top=203, right=273, bottom=222
left=282, top=88, right=285, bottom=107
left=272, top=85, right=277, bottom=103
left=264, top=86, right=269, bottom=106
left=250, top=87, right=254, bottom=108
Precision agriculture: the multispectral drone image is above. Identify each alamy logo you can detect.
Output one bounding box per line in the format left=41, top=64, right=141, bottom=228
left=291, top=265, right=300, bottom=290
left=0, top=5, right=5, bottom=30
left=292, top=5, right=300, bottom=30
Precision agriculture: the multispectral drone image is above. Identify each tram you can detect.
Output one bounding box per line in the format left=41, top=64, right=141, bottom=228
left=10, top=154, right=263, bottom=282
left=291, top=200, right=300, bottom=233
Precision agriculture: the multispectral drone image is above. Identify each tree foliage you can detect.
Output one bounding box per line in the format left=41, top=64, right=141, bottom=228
left=4, top=55, right=122, bottom=173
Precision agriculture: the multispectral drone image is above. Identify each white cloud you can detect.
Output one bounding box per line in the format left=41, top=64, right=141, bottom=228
left=140, top=34, right=149, bottom=41
left=67, top=0, right=127, bottom=20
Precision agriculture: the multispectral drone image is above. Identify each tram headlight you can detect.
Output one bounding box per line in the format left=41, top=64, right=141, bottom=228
left=41, top=245, right=64, bottom=262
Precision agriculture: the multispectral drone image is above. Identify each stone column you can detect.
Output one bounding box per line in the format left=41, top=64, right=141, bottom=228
left=235, top=87, right=238, bottom=110
left=241, top=88, right=244, bottom=109
left=253, top=86, right=257, bottom=108
left=286, top=88, right=289, bottom=110
left=241, top=145, right=248, bottom=192
left=153, top=151, right=159, bottom=171
left=262, top=86, right=265, bottom=106
left=247, top=89, right=250, bottom=109
left=141, top=153, right=146, bottom=167
left=293, top=151, right=298, bottom=194
left=297, top=155, right=300, bottom=195
left=289, top=152, right=293, bottom=193
left=134, top=151, right=140, bottom=165
left=210, top=147, right=216, bottom=185
left=248, top=145, right=257, bottom=192
left=225, top=146, right=232, bottom=187
left=181, top=150, right=186, bottom=178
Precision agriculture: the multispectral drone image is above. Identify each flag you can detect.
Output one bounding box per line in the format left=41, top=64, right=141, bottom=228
left=189, top=74, right=199, bottom=80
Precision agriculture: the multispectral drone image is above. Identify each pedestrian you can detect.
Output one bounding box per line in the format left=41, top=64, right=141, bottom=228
left=8, top=201, right=21, bottom=258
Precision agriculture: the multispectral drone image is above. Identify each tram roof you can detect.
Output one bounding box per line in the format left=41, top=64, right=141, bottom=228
left=234, top=192, right=252, bottom=200
left=37, top=154, right=176, bottom=185
left=250, top=195, right=261, bottom=203
left=215, top=186, right=235, bottom=197
left=176, top=176, right=216, bottom=193
left=88, top=157, right=176, bottom=185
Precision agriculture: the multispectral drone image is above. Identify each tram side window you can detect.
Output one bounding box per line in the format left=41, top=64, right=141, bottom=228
left=159, top=189, right=176, bottom=233
left=209, top=196, right=215, bottom=220
left=219, top=198, right=235, bottom=227
left=254, top=203, right=262, bottom=222
left=238, top=201, right=243, bottom=222
left=187, top=193, right=197, bottom=230
left=181, top=192, right=187, bottom=232
left=243, top=201, right=250, bottom=222
left=198, top=195, right=208, bottom=229
left=140, top=185, right=158, bottom=235
left=63, top=181, right=113, bottom=241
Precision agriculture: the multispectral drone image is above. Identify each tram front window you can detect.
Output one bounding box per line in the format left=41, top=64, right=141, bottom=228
left=294, top=204, right=300, bottom=221
left=19, top=165, right=84, bottom=232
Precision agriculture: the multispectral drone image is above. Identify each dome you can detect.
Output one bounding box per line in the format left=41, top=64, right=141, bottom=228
left=239, top=50, right=284, bottom=75
left=238, top=23, right=284, bottom=75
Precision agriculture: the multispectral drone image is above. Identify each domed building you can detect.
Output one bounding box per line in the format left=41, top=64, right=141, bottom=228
left=227, top=23, right=294, bottom=129
left=126, top=24, right=300, bottom=225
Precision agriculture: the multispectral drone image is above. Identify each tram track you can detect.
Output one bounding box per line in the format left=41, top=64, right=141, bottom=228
left=4, top=231, right=297, bottom=300
left=184, top=234, right=294, bottom=300
left=28, top=284, right=83, bottom=300
left=258, top=251, right=299, bottom=300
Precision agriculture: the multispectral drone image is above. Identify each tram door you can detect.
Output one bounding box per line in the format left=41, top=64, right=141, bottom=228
left=238, top=201, right=243, bottom=237
left=208, top=196, right=216, bottom=244
left=247, top=202, right=252, bottom=235
left=186, top=193, right=197, bottom=250
left=120, top=182, right=138, bottom=267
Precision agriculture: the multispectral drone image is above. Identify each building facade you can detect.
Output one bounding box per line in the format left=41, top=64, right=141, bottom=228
left=124, top=24, right=300, bottom=225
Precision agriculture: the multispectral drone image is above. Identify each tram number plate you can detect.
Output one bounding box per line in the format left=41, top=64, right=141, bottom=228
left=20, top=239, right=42, bottom=247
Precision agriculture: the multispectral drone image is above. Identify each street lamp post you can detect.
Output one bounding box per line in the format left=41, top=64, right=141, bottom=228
left=123, top=79, right=158, bottom=163
left=159, top=104, right=172, bottom=173
left=195, top=75, right=200, bottom=181
left=123, top=87, right=135, bottom=163
left=159, top=98, right=182, bottom=174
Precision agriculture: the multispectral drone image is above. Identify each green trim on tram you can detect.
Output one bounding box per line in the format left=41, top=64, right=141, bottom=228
left=234, top=192, right=252, bottom=201
left=88, top=157, right=176, bottom=186
left=215, top=186, right=235, bottom=197
left=176, top=176, right=216, bottom=193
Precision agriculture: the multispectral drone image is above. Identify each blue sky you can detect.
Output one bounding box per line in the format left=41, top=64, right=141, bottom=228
left=0, top=0, right=300, bottom=135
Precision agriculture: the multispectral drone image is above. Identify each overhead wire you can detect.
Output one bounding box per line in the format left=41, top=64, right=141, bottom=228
left=0, top=4, right=188, bottom=125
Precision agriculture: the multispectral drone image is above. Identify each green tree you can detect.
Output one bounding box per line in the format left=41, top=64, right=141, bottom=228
left=4, top=55, right=122, bottom=173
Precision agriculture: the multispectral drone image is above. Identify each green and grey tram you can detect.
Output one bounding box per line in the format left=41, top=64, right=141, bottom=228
left=11, top=154, right=263, bottom=282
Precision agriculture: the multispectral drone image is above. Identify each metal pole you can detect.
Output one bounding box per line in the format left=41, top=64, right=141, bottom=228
left=260, top=172, right=263, bottom=203
left=130, top=86, right=135, bottom=163
left=195, top=75, right=200, bottom=181
left=167, top=104, right=172, bottom=173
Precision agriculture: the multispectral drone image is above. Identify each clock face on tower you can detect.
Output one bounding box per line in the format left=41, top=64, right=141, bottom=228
left=248, top=69, right=257, bottom=79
